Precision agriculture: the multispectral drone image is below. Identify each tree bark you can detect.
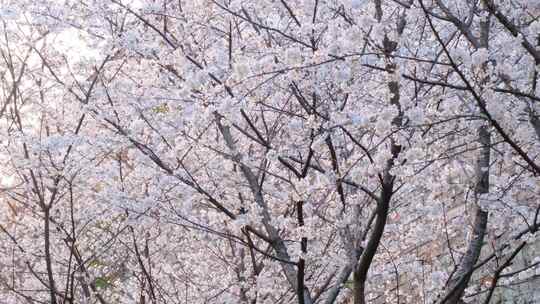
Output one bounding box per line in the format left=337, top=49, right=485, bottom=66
left=444, top=126, right=490, bottom=303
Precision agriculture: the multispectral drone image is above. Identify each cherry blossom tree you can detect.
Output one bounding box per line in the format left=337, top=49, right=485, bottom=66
left=1, top=0, right=540, bottom=304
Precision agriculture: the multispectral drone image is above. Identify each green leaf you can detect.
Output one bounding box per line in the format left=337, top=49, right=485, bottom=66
left=94, top=277, right=111, bottom=289
left=88, top=259, right=105, bottom=268
left=153, top=103, right=169, bottom=113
